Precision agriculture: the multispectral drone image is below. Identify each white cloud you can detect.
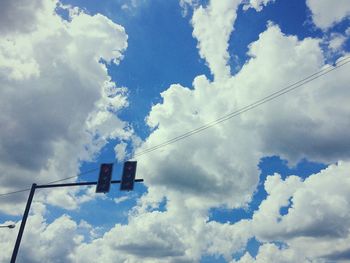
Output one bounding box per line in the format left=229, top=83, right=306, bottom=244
left=240, top=26, right=350, bottom=165
left=70, top=202, right=252, bottom=262
left=114, top=141, right=128, bottom=162
left=191, top=0, right=241, bottom=80
left=328, top=33, right=347, bottom=52
left=179, top=0, right=200, bottom=16
left=236, top=161, right=350, bottom=262
left=180, top=0, right=199, bottom=6
left=242, top=0, right=275, bottom=12
left=114, top=195, right=130, bottom=204
left=2, top=0, right=350, bottom=262
left=76, top=0, right=350, bottom=260
left=137, top=22, right=349, bottom=216
left=64, top=21, right=350, bottom=262
left=234, top=243, right=311, bottom=263
left=346, top=27, right=350, bottom=36
left=20, top=17, right=348, bottom=262
left=72, top=211, right=191, bottom=262
left=306, top=0, right=350, bottom=30
left=120, top=0, right=148, bottom=13
left=243, top=0, right=350, bottom=30
left=0, top=203, right=89, bottom=263
left=0, top=0, right=46, bottom=34
left=5, top=161, right=349, bottom=262
left=0, top=1, right=130, bottom=215
left=115, top=21, right=350, bottom=262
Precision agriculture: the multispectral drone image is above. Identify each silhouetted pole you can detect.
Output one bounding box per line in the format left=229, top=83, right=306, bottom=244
left=11, top=183, right=36, bottom=263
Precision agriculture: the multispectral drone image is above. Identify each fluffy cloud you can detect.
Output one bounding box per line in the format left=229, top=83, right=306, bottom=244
left=328, top=32, right=347, bottom=52
left=191, top=0, right=241, bottom=80
left=306, top=0, right=350, bottom=30
left=0, top=0, right=130, bottom=214
left=235, top=161, right=350, bottom=262
left=0, top=0, right=45, bottom=34
left=0, top=203, right=89, bottom=263
left=2, top=0, right=350, bottom=262
left=138, top=78, right=261, bottom=210
left=137, top=21, right=350, bottom=214
left=234, top=243, right=310, bottom=263
left=70, top=199, right=252, bottom=263
left=244, top=0, right=350, bottom=31
left=67, top=21, right=350, bottom=262
left=237, top=27, right=350, bottom=165
left=73, top=211, right=191, bottom=262
left=4, top=161, right=349, bottom=263
left=253, top=162, right=350, bottom=241
left=242, top=0, right=275, bottom=12
left=243, top=0, right=350, bottom=31
left=119, top=16, right=350, bottom=263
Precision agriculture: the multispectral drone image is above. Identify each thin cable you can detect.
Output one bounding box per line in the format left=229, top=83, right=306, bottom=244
left=0, top=57, right=349, bottom=198
left=0, top=188, right=31, bottom=197
left=0, top=167, right=99, bottom=197
left=132, top=57, right=350, bottom=158
left=45, top=167, right=100, bottom=185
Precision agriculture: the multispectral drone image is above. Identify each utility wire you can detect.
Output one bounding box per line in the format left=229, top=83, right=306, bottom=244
left=0, top=188, right=31, bottom=197
left=0, top=168, right=100, bottom=197
left=132, top=56, right=350, bottom=157
left=44, top=167, right=100, bottom=185
left=0, top=56, right=349, bottom=198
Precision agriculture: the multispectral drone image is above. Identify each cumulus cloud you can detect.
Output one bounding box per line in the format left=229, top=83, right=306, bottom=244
left=70, top=200, right=252, bottom=262
left=114, top=141, right=128, bottom=162
left=235, top=162, right=350, bottom=262
left=2, top=0, right=350, bottom=262
left=191, top=0, right=241, bottom=80
left=258, top=169, right=350, bottom=240
left=120, top=0, right=147, bottom=10
left=0, top=203, right=89, bottom=263
left=63, top=0, right=350, bottom=258
left=328, top=32, right=347, bottom=52
left=237, top=26, right=350, bottom=165
left=0, top=0, right=45, bottom=34
left=234, top=243, right=310, bottom=263
left=113, top=20, right=350, bottom=263
left=114, top=195, right=130, bottom=204
left=67, top=21, right=350, bottom=262
left=0, top=0, right=130, bottom=215
left=243, top=0, right=350, bottom=31
left=137, top=21, right=350, bottom=215
left=306, top=0, right=350, bottom=30
left=242, top=0, right=275, bottom=12
left=71, top=210, right=190, bottom=262
left=4, top=162, right=349, bottom=263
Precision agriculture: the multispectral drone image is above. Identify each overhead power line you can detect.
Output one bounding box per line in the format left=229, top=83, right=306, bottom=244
left=0, top=168, right=100, bottom=197
left=0, top=56, right=349, bottom=198
left=132, top=56, right=350, bottom=157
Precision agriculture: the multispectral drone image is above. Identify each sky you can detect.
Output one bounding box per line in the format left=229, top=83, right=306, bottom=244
left=0, top=0, right=350, bottom=262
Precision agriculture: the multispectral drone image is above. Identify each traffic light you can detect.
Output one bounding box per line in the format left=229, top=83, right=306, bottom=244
left=96, top=163, right=113, bottom=193
left=120, top=161, right=137, bottom=191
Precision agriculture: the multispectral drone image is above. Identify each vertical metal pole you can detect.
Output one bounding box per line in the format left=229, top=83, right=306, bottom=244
left=11, top=183, right=36, bottom=263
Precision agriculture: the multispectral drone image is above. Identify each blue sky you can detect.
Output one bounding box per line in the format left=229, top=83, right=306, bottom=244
left=0, top=0, right=350, bottom=262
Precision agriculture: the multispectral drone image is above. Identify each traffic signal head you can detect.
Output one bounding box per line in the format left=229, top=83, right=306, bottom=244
left=120, top=161, right=137, bottom=191
left=96, top=163, right=113, bottom=193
